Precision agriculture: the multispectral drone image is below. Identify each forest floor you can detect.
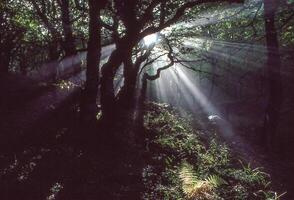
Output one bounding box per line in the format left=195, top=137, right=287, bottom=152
left=0, top=73, right=84, bottom=151
left=0, top=96, right=289, bottom=199
left=192, top=114, right=293, bottom=200
left=214, top=124, right=294, bottom=200
left=0, top=73, right=292, bottom=199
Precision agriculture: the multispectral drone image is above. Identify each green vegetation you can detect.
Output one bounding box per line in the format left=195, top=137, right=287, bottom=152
left=1, top=0, right=293, bottom=198
left=141, top=102, right=283, bottom=200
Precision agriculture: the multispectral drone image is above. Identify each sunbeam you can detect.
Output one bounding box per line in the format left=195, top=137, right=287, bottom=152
left=143, top=33, right=159, bottom=47
left=145, top=53, right=236, bottom=138
left=1, top=0, right=293, bottom=198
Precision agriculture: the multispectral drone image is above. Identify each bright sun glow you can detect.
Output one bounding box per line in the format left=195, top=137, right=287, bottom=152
left=143, top=33, right=158, bottom=47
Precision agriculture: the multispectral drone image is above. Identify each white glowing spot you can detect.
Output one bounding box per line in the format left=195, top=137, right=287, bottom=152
left=143, top=33, right=158, bottom=47
left=208, top=115, right=222, bottom=121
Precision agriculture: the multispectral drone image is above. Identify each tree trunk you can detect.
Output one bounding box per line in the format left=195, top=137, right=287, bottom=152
left=100, top=35, right=138, bottom=122
left=0, top=37, right=7, bottom=74
left=0, top=40, right=14, bottom=74
left=137, top=74, right=148, bottom=125
left=100, top=50, right=121, bottom=121
left=48, top=40, right=60, bottom=61
left=131, top=73, right=148, bottom=145
left=0, top=53, right=10, bottom=74
left=117, top=58, right=138, bottom=109
left=60, top=0, right=77, bottom=57
left=20, top=56, right=28, bottom=75
left=262, top=0, right=283, bottom=149
left=80, top=0, right=103, bottom=124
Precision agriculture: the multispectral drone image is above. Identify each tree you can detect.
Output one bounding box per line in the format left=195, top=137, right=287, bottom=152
left=57, top=0, right=77, bottom=56
left=262, top=0, right=283, bottom=149
left=98, top=0, right=244, bottom=122
left=29, top=0, right=62, bottom=60
left=80, top=0, right=107, bottom=124
left=29, top=0, right=80, bottom=59
left=0, top=1, right=25, bottom=74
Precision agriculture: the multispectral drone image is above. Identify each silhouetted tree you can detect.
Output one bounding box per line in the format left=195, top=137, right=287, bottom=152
left=262, top=0, right=283, bottom=149
left=80, top=0, right=107, bottom=124
left=99, top=0, right=244, bottom=123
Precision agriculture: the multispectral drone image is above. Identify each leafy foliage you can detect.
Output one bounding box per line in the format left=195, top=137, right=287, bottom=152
left=142, top=102, right=283, bottom=200
left=179, top=162, right=227, bottom=200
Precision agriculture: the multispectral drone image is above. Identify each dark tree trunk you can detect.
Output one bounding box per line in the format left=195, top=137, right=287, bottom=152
left=100, top=25, right=142, bottom=120
left=0, top=53, right=10, bottom=74
left=0, top=39, right=14, bottom=74
left=117, top=58, right=139, bottom=109
left=48, top=40, right=60, bottom=61
left=20, top=57, right=27, bottom=75
left=120, top=71, right=138, bottom=107
left=100, top=50, right=121, bottom=121
left=131, top=74, right=148, bottom=145
left=137, top=74, right=148, bottom=125
left=80, top=0, right=104, bottom=124
left=59, top=0, right=77, bottom=57
left=262, top=0, right=283, bottom=149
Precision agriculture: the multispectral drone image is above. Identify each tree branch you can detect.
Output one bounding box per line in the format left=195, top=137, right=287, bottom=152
left=144, top=38, right=174, bottom=80
left=140, top=0, right=244, bottom=38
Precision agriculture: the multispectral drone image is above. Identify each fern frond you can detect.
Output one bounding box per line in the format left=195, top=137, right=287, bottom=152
left=179, top=163, right=225, bottom=199
left=205, top=175, right=227, bottom=187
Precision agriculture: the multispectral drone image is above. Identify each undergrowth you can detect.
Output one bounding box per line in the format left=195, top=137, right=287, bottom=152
left=0, top=101, right=284, bottom=199
left=141, top=102, right=283, bottom=200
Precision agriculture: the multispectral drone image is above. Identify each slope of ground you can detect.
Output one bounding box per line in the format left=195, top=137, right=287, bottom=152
left=0, top=101, right=283, bottom=200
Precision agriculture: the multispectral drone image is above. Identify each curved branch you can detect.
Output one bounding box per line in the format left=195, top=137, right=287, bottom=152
left=144, top=39, right=174, bottom=80
left=174, top=56, right=220, bottom=77
left=139, top=52, right=167, bottom=75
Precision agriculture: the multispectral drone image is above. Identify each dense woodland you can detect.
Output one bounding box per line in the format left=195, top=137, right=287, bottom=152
left=0, top=0, right=294, bottom=199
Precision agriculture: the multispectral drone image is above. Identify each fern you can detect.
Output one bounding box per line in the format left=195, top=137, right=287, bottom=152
left=205, top=175, right=227, bottom=188
left=179, top=163, right=226, bottom=199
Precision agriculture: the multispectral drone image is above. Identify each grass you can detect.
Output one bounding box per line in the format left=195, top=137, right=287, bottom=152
left=141, top=102, right=284, bottom=200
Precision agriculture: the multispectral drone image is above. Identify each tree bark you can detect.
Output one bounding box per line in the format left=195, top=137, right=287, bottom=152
left=48, top=40, right=60, bottom=60
left=80, top=0, right=105, bottom=124
left=0, top=53, right=10, bottom=74
left=59, top=0, right=77, bottom=56
left=100, top=36, right=137, bottom=121
left=262, top=0, right=283, bottom=149
left=117, top=57, right=139, bottom=109
left=100, top=49, right=122, bottom=121
left=0, top=35, right=17, bottom=74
